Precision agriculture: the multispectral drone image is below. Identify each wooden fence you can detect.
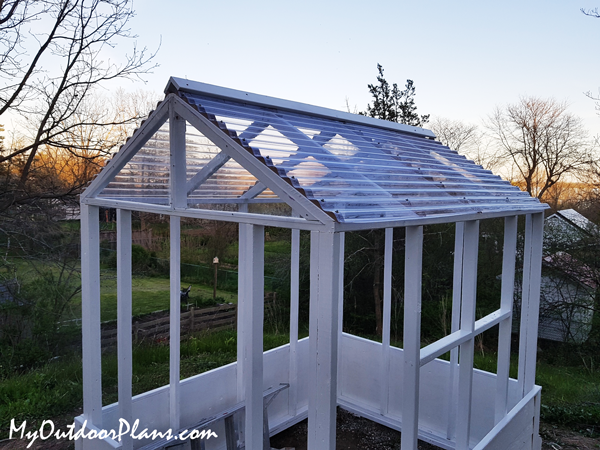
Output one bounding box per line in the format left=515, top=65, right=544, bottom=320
left=101, top=303, right=237, bottom=348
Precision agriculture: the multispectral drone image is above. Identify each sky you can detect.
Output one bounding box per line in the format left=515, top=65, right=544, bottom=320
left=118, top=0, right=600, bottom=138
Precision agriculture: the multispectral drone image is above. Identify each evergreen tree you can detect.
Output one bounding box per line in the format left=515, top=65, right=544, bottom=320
left=362, top=64, right=430, bottom=127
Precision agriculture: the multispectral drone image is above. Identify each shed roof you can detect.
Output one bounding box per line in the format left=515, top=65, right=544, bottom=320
left=546, top=209, right=596, bottom=234
left=88, top=77, right=547, bottom=224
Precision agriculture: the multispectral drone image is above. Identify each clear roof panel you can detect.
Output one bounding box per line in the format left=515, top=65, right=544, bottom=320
left=100, top=122, right=171, bottom=204
left=178, top=91, right=543, bottom=223
left=99, top=120, right=279, bottom=204
left=97, top=84, right=545, bottom=223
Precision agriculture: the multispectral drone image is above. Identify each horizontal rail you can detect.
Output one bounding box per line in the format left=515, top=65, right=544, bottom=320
left=420, top=309, right=510, bottom=366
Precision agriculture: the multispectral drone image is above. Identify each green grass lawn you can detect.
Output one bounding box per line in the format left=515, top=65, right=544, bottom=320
left=62, top=271, right=238, bottom=322
left=0, top=330, right=290, bottom=440
left=1, top=330, right=599, bottom=440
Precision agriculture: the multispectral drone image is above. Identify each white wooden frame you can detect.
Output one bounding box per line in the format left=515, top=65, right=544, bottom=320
left=78, top=92, right=546, bottom=450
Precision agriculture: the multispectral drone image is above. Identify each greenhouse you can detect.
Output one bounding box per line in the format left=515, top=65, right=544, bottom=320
left=77, top=77, right=547, bottom=450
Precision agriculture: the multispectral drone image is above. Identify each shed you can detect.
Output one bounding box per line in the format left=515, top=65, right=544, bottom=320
left=538, top=252, right=596, bottom=343
left=544, top=208, right=597, bottom=248
left=539, top=210, right=598, bottom=343
left=77, top=78, right=548, bottom=450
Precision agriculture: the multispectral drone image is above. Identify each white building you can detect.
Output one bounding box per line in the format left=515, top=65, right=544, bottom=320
left=77, top=78, right=547, bottom=450
left=539, top=209, right=598, bottom=343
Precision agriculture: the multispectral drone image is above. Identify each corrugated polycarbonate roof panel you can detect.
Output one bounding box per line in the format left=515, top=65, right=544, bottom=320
left=178, top=91, right=544, bottom=223
left=99, top=120, right=279, bottom=204
left=100, top=122, right=171, bottom=204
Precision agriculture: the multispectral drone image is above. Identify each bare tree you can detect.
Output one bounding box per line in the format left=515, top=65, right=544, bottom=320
left=581, top=7, right=600, bottom=18
left=0, top=0, right=158, bottom=210
left=430, top=117, right=479, bottom=153
left=487, top=97, right=595, bottom=200
left=431, top=116, right=502, bottom=172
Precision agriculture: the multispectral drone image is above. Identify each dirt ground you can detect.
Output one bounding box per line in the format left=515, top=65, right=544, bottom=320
left=271, top=408, right=446, bottom=450
left=270, top=408, right=600, bottom=450
left=539, top=423, right=600, bottom=450
left=2, top=409, right=598, bottom=449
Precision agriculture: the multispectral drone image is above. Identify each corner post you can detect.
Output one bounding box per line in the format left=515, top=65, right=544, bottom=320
left=289, top=226, right=300, bottom=416
left=336, top=232, right=345, bottom=400
left=237, top=203, right=249, bottom=406
left=81, top=204, right=102, bottom=430
left=401, top=225, right=423, bottom=450
left=447, top=221, right=464, bottom=440
left=381, top=228, right=393, bottom=415
left=495, top=215, right=517, bottom=423
left=518, top=213, right=544, bottom=395
left=169, top=103, right=186, bottom=432
left=308, top=231, right=341, bottom=450
left=117, top=209, right=133, bottom=450
left=455, top=220, right=480, bottom=450
left=241, top=224, right=265, bottom=449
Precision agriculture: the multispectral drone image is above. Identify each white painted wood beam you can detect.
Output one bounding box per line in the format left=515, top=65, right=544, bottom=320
left=420, top=309, right=510, bottom=366
left=236, top=203, right=249, bottom=445
left=522, top=213, right=544, bottom=394
left=168, top=104, right=186, bottom=432
left=82, top=98, right=170, bottom=200
left=495, top=215, right=517, bottom=424
left=169, top=215, right=181, bottom=432
left=83, top=197, right=329, bottom=231
left=447, top=221, right=464, bottom=440
left=186, top=121, right=268, bottom=196
left=334, top=208, right=548, bottom=233
left=401, top=225, right=424, bottom=450
left=336, top=232, right=345, bottom=401
left=241, top=224, right=265, bottom=450
left=518, top=214, right=533, bottom=396
left=81, top=204, right=102, bottom=427
left=169, top=105, right=187, bottom=209
left=117, top=209, right=133, bottom=450
left=289, top=226, right=300, bottom=417
left=381, top=228, right=393, bottom=415
left=471, top=386, right=542, bottom=450
left=82, top=194, right=545, bottom=232
left=455, top=220, right=479, bottom=450
left=172, top=96, right=331, bottom=224
left=240, top=181, right=267, bottom=200
left=186, top=151, right=230, bottom=196
left=237, top=203, right=248, bottom=407
left=93, top=197, right=281, bottom=205
left=308, top=231, right=341, bottom=450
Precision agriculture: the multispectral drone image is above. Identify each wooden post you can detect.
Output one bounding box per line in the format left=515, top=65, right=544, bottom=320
left=401, top=225, right=423, bottom=450
left=213, top=257, right=219, bottom=300
left=241, top=224, right=265, bottom=450
left=455, top=220, right=479, bottom=450
left=190, top=306, right=196, bottom=333
left=336, top=232, right=345, bottom=401
left=117, top=209, right=133, bottom=450
left=168, top=104, right=186, bottom=432
left=308, top=231, right=341, bottom=450
left=289, top=227, right=300, bottom=417
left=447, top=221, right=464, bottom=440
left=237, top=203, right=249, bottom=409
left=381, top=228, right=393, bottom=415
left=81, top=204, right=102, bottom=430
left=518, top=213, right=544, bottom=396
left=169, top=215, right=181, bottom=432
left=495, top=216, right=517, bottom=423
